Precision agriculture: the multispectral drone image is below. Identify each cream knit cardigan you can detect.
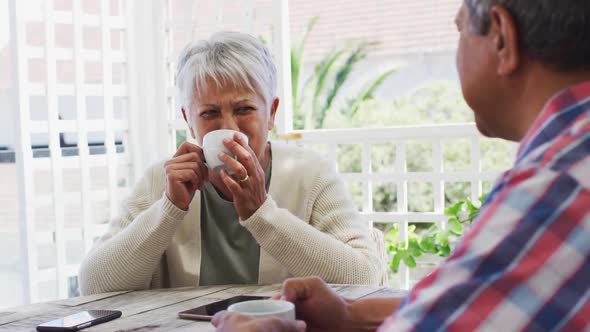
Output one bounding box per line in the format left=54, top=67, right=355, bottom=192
left=79, top=142, right=383, bottom=295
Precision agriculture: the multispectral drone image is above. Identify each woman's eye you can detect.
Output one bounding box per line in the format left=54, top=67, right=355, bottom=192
left=236, top=106, right=254, bottom=114
left=200, top=110, right=219, bottom=118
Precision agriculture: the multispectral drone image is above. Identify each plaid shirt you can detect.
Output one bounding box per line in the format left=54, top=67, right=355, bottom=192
left=379, top=81, right=590, bottom=332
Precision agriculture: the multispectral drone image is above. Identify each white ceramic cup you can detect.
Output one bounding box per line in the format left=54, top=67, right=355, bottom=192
left=202, top=129, right=248, bottom=174
left=227, top=299, right=295, bottom=321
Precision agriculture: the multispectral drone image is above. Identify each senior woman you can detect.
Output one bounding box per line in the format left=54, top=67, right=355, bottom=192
left=79, top=31, right=383, bottom=295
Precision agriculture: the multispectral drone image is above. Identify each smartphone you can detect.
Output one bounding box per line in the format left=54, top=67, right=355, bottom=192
left=178, top=295, right=268, bottom=321
left=36, top=310, right=122, bottom=331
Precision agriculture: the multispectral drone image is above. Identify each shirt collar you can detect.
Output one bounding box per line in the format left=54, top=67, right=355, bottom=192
left=516, top=80, right=590, bottom=163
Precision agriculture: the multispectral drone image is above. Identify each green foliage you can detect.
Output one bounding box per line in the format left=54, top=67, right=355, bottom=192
left=318, top=42, right=381, bottom=128
left=309, top=48, right=347, bottom=128
left=323, top=81, right=475, bottom=128
left=345, top=68, right=399, bottom=118
left=387, top=194, right=487, bottom=272
left=291, top=18, right=396, bottom=130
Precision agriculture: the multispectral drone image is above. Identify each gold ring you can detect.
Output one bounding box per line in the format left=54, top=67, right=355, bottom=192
left=239, top=174, right=249, bottom=183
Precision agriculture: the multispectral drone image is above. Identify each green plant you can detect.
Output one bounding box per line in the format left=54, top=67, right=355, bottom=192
left=386, top=194, right=487, bottom=272
left=344, top=68, right=399, bottom=118
left=291, top=18, right=397, bottom=129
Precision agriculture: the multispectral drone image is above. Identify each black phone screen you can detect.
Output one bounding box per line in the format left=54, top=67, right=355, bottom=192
left=184, top=295, right=268, bottom=316
left=36, top=310, right=122, bottom=331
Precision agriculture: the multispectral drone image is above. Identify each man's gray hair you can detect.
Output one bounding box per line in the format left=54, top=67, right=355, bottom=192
left=175, top=31, right=277, bottom=110
left=465, top=0, right=590, bottom=71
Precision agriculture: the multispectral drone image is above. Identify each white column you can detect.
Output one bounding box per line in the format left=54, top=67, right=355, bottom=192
left=471, top=136, right=482, bottom=202
left=272, top=0, right=293, bottom=134
left=163, top=0, right=182, bottom=151
left=9, top=0, right=38, bottom=304
left=432, top=139, right=445, bottom=229
left=73, top=0, right=93, bottom=254
left=100, top=0, right=120, bottom=224
left=44, top=0, right=68, bottom=299
left=126, top=0, right=170, bottom=176
left=395, top=140, right=410, bottom=290
left=362, top=143, right=373, bottom=228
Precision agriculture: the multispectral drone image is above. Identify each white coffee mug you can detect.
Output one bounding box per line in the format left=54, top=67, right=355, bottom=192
left=227, top=300, right=295, bottom=321
left=202, top=129, right=248, bottom=174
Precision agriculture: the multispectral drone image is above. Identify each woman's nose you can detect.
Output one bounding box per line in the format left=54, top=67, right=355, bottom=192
left=219, top=114, right=239, bottom=131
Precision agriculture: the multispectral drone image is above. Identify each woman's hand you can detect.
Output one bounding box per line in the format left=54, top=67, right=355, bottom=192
left=218, top=133, right=268, bottom=220
left=212, top=311, right=306, bottom=332
left=164, top=142, right=209, bottom=211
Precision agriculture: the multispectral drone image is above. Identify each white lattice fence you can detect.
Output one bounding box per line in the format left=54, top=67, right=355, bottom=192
left=278, top=124, right=513, bottom=289
left=9, top=0, right=132, bottom=303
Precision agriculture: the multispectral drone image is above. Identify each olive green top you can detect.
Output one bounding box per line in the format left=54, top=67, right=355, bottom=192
left=198, top=162, right=272, bottom=285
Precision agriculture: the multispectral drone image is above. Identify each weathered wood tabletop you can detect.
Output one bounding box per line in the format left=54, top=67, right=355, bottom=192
left=0, top=284, right=407, bottom=332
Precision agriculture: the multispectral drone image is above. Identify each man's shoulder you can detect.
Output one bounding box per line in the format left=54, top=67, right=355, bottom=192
left=493, top=117, right=590, bottom=218
left=523, top=115, right=590, bottom=170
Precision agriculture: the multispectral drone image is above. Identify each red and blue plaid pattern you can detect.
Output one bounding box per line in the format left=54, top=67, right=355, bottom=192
left=379, top=81, right=590, bottom=332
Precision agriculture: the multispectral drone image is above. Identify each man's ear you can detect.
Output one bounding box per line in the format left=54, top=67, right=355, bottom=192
left=489, top=5, right=520, bottom=76
left=181, top=107, right=196, bottom=139
left=268, top=98, right=279, bottom=130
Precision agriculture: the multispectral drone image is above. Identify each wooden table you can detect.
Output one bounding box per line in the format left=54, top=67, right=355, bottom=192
left=0, top=284, right=407, bottom=331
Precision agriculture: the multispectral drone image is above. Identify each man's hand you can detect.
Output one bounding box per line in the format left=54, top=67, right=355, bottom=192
left=280, top=277, right=401, bottom=332
left=164, top=142, right=209, bottom=210
left=212, top=311, right=306, bottom=332
left=279, top=277, right=350, bottom=332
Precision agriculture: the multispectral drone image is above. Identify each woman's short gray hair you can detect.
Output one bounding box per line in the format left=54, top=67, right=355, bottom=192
left=175, top=31, right=277, bottom=110
left=465, top=0, right=590, bottom=71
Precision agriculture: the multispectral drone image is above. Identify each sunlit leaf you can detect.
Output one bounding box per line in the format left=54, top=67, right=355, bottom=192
left=390, top=252, right=402, bottom=272
left=347, top=68, right=398, bottom=117
left=419, top=236, right=436, bottom=252
left=401, top=251, right=417, bottom=268
left=437, top=244, right=451, bottom=257
left=408, top=239, right=422, bottom=257
left=466, top=199, right=478, bottom=212
left=436, top=230, right=450, bottom=247
left=449, top=218, right=463, bottom=235
left=444, top=201, right=463, bottom=216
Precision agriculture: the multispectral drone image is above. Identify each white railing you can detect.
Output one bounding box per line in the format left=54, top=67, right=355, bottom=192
left=278, top=124, right=513, bottom=289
